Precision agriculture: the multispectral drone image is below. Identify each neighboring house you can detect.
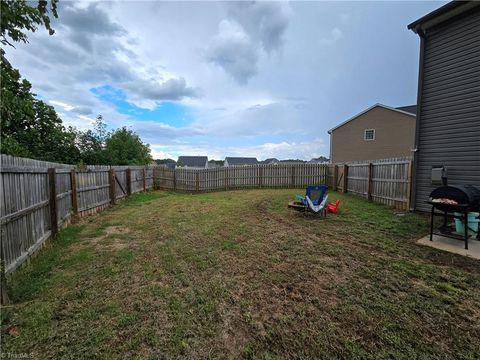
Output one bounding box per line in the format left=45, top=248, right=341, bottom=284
left=208, top=160, right=223, bottom=168
left=280, top=160, right=306, bottom=164
left=262, top=158, right=279, bottom=165
left=328, top=103, right=417, bottom=163
left=408, top=1, right=480, bottom=211
left=165, top=163, right=176, bottom=170
left=308, top=156, right=329, bottom=164
left=176, top=156, right=208, bottom=169
left=224, top=157, right=259, bottom=167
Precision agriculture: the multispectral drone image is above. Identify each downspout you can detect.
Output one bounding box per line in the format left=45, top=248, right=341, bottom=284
left=328, top=130, right=333, bottom=163
left=410, top=28, right=426, bottom=211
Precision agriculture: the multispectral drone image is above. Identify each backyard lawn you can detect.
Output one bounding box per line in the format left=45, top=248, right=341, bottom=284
left=1, top=189, right=479, bottom=359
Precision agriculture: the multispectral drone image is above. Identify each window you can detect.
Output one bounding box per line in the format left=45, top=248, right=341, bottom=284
left=364, top=129, right=375, bottom=141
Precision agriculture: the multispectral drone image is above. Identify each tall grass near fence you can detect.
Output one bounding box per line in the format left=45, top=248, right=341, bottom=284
left=1, top=155, right=412, bottom=275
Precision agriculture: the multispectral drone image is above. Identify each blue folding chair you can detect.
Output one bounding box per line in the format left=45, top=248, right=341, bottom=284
left=294, top=185, right=329, bottom=215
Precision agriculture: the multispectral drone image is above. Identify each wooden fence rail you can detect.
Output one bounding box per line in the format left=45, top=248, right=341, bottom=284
left=156, top=163, right=332, bottom=192
left=1, top=155, right=412, bottom=275
left=156, top=159, right=412, bottom=211
left=0, top=155, right=156, bottom=275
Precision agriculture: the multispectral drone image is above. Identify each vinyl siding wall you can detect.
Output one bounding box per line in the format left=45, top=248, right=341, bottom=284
left=414, top=7, right=480, bottom=211
left=330, top=106, right=416, bottom=163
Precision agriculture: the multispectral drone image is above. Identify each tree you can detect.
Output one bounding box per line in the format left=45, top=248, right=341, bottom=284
left=0, top=0, right=80, bottom=163
left=1, top=0, right=58, bottom=47
left=0, top=50, right=79, bottom=162
left=105, top=127, right=152, bottom=165
left=0, top=0, right=61, bottom=306
left=75, top=115, right=109, bottom=165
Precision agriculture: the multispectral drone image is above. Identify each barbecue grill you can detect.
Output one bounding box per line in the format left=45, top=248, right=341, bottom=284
left=427, top=185, right=480, bottom=249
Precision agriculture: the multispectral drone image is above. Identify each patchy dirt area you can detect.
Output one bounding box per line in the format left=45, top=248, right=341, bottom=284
left=70, top=225, right=133, bottom=252
left=2, top=190, right=480, bottom=359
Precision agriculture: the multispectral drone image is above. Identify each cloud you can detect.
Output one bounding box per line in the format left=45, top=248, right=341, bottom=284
left=6, top=1, right=353, bottom=161
left=59, top=2, right=126, bottom=52
left=7, top=1, right=200, bottom=125
left=150, top=138, right=326, bottom=161
left=226, top=1, right=292, bottom=53
left=49, top=100, right=74, bottom=111
left=71, top=106, right=93, bottom=116
left=130, top=120, right=203, bottom=143
left=205, top=20, right=259, bottom=84
left=320, top=27, right=343, bottom=45
left=206, top=1, right=292, bottom=83
left=122, top=77, right=202, bottom=104
left=339, top=13, right=351, bottom=24
left=197, top=100, right=309, bottom=137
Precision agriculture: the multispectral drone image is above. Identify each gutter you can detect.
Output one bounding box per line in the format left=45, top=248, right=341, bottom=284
left=409, top=29, right=426, bottom=211
left=408, top=1, right=479, bottom=34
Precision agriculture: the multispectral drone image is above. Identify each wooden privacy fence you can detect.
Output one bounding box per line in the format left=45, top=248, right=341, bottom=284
left=332, top=157, right=413, bottom=210
left=0, top=155, right=155, bottom=275
left=157, top=158, right=413, bottom=211
left=1, top=155, right=412, bottom=275
left=156, top=163, right=331, bottom=192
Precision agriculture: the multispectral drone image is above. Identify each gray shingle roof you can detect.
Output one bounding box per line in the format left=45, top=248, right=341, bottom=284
left=395, top=105, right=417, bottom=115
left=225, top=157, right=259, bottom=165
left=262, top=158, right=279, bottom=164
left=177, top=156, right=208, bottom=167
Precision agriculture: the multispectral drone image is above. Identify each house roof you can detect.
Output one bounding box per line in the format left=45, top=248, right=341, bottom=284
left=408, top=1, right=479, bottom=34
left=395, top=105, right=417, bottom=115
left=225, top=157, right=259, bottom=165
left=327, top=103, right=416, bottom=134
left=177, top=156, right=208, bottom=167
left=263, top=158, right=279, bottom=163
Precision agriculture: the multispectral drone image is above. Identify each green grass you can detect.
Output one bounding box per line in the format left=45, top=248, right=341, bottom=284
left=1, top=189, right=479, bottom=359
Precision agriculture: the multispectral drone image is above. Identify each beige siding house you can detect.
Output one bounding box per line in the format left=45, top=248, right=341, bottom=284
left=328, top=104, right=416, bottom=163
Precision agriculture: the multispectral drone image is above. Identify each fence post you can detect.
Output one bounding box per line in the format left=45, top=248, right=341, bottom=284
left=152, top=167, right=158, bottom=190
left=196, top=171, right=200, bottom=192
left=173, top=169, right=177, bottom=191
left=48, top=168, right=58, bottom=236
left=109, top=169, right=116, bottom=205
left=143, top=168, right=147, bottom=192
left=333, top=165, right=338, bottom=191
left=343, top=164, right=348, bottom=193
left=258, top=166, right=263, bottom=188
left=291, top=166, right=295, bottom=188
left=225, top=168, right=229, bottom=190
left=126, top=168, right=132, bottom=195
left=1, top=227, right=9, bottom=305
left=406, top=160, right=413, bottom=211
left=367, top=163, right=373, bottom=201
left=70, top=169, right=78, bottom=218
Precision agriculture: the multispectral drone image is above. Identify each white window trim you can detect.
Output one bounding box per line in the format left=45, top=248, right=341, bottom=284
left=364, top=129, right=375, bottom=141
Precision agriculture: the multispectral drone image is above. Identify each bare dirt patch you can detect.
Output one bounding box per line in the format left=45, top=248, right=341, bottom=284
left=70, top=226, right=133, bottom=252
left=104, top=226, right=131, bottom=236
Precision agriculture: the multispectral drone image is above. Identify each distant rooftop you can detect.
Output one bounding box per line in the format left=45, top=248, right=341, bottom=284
left=177, top=156, right=208, bottom=167
left=396, top=105, right=417, bottom=115
left=262, top=158, right=279, bottom=164
left=225, top=157, right=259, bottom=166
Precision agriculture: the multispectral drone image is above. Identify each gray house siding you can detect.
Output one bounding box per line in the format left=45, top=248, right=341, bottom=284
left=413, top=6, right=480, bottom=211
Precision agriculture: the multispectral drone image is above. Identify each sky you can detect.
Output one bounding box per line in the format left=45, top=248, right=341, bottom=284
left=5, top=0, right=446, bottom=161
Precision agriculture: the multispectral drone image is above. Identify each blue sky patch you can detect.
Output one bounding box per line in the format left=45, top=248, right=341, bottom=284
left=91, top=85, right=192, bottom=127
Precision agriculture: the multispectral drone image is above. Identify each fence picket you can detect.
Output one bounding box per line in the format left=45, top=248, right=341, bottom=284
left=1, top=154, right=411, bottom=275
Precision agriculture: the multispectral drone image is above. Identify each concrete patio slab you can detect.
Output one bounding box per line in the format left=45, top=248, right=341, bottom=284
left=417, top=234, right=480, bottom=260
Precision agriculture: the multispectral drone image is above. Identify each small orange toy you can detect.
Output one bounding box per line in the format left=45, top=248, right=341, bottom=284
left=326, top=199, right=340, bottom=214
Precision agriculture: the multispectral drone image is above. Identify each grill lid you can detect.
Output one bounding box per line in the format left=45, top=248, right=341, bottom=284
left=430, top=185, right=480, bottom=205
